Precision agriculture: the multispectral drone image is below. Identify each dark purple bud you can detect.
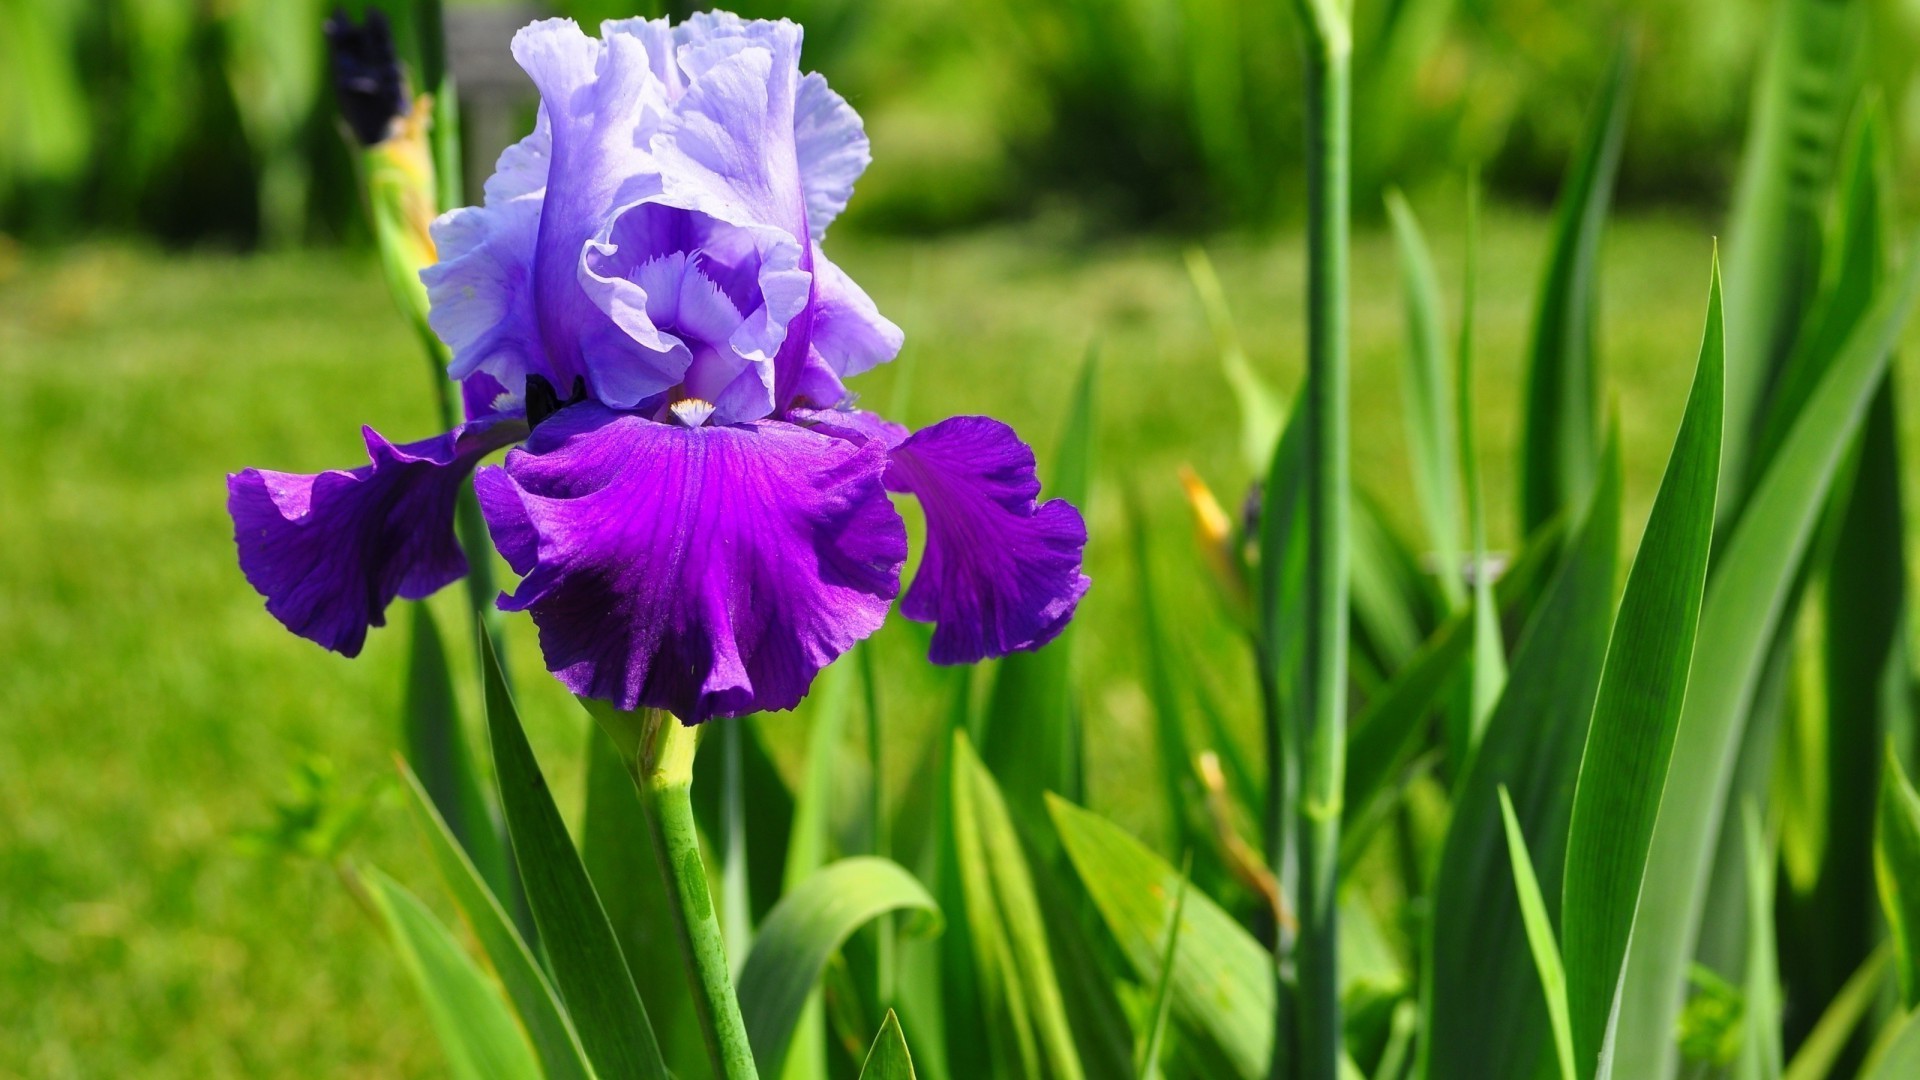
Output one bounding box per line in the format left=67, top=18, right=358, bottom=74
left=324, top=7, right=410, bottom=146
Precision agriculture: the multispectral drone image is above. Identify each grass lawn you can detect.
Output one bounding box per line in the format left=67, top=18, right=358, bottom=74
left=0, top=205, right=1807, bottom=1075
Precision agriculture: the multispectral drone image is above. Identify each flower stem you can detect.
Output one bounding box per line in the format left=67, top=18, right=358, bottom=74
left=637, top=712, right=760, bottom=1080
left=1290, top=5, right=1350, bottom=1080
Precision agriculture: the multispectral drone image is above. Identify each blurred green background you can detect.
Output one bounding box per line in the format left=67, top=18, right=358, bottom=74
left=4, top=0, right=1920, bottom=1076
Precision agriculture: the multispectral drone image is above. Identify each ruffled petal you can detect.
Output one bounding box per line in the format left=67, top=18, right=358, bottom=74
left=809, top=247, right=902, bottom=382
left=474, top=405, right=905, bottom=721
left=884, top=416, right=1090, bottom=664
left=793, top=73, right=869, bottom=240
left=516, top=19, right=677, bottom=396
left=422, top=113, right=555, bottom=413
left=650, top=26, right=808, bottom=243
left=228, top=419, right=525, bottom=656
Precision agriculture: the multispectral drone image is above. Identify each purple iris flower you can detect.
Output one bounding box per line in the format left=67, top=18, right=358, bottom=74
left=228, top=13, right=1089, bottom=723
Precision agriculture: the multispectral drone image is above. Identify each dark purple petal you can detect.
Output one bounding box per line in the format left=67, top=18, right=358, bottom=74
left=885, top=416, right=1090, bottom=664
left=228, top=419, right=524, bottom=656
left=474, top=405, right=905, bottom=721
left=791, top=406, right=907, bottom=449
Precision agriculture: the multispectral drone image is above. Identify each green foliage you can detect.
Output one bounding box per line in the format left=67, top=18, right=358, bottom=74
left=737, top=858, right=940, bottom=1077
left=1877, top=746, right=1920, bottom=1007
left=1560, top=260, right=1723, bottom=1077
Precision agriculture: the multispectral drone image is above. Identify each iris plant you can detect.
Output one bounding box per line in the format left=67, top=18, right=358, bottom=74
left=229, top=13, right=1090, bottom=724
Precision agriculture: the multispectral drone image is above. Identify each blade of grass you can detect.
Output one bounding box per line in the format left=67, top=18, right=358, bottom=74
left=737, top=857, right=941, bottom=1078
left=1423, top=433, right=1620, bottom=1080
left=1518, top=42, right=1635, bottom=534
left=1737, top=803, right=1783, bottom=1080
left=1719, top=0, right=1867, bottom=510
left=1498, top=787, right=1576, bottom=1080
left=1860, top=1009, right=1920, bottom=1079
left=1185, top=247, right=1284, bottom=472
left=354, top=864, right=544, bottom=1080
left=1781, top=945, right=1892, bottom=1080
left=396, top=761, right=593, bottom=1080
left=1385, top=188, right=1463, bottom=611
left=1610, top=245, right=1920, bottom=1080
left=1137, top=864, right=1192, bottom=1080
left=858, top=1011, right=918, bottom=1080
left=1050, top=793, right=1273, bottom=1080
left=1457, top=174, right=1506, bottom=734
left=482, top=635, right=668, bottom=1080
left=1562, top=259, right=1724, bottom=1079
left=1876, top=743, right=1920, bottom=1007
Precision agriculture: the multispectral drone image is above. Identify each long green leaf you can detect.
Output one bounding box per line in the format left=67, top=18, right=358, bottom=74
left=1385, top=188, right=1463, bottom=610
left=1049, top=794, right=1273, bottom=1080
left=481, top=635, right=667, bottom=1080
left=1185, top=247, right=1283, bottom=472
left=1424, top=433, right=1619, bottom=1080
left=1498, top=787, right=1575, bottom=1080
left=1518, top=42, right=1635, bottom=534
left=1781, top=946, right=1891, bottom=1080
left=1719, top=0, right=1867, bottom=508
left=1562, top=261, right=1724, bottom=1079
left=737, top=857, right=940, bottom=1078
left=1610, top=245, right=1920, bottom=1080
left=950, top=733, right=1085, bottom=1080
left=1136, top=867, right=1190, bottom=1080
left=1877, top=744, right=1920, bottom=1007
left=397, top=761, right=594, bottom=1080
left=357, top=865, right=543, bottom=1080
left=1738, top=803, right=1783, bottom=1080
left=580, top=720, right=699, bottom=1076
left=1861, top=1008, right=1920, bottom=1079
left=779, top=662, right=855, bottom=1080
left=858, top=1011, right=918, bottom=1080
left=1458, top=173, right=1506, bottom=735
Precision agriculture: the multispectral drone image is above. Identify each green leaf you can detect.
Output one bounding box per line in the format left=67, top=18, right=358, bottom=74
left=356, top=864, right=543, bottom=1080
left=1049, top=793, right=1272, bottom=1080
left=1720, top=0, right=1868, bottom=507
left=1737, top=803, right=1783, bottom=1080
left=1877, top=745, right=1920, bottom=1007
left=1385, top=188, right=1463, bottom=610
left=983, top=346, right=1097, bottom=825
left=858, top=1011, right=918, bottom=1080
left=1457, top=173, right=1507, bottom=736
left=1561, top=260, right=1724, bottom=1078
left=396, top=761, right=594, bottom=1080
left=1518, top=42, right=1635, bottom=534
left=1861, top=1008, right=1920, bottom=1080
left=580, top=719, right=700, bottom=1076
left=1610, top=244, right=1920, bottom=1080
left=737, top=857, right=941, bottom=1078
left=779, top=662, right=855, bottom=1080
left=1781, top=946, right=1891, bottom=1080
left=402, top=603, right=511, bottom=910
left=480, top=634, right=667, bottom=1080
left=1136, top=865, right=1190, bottom=1080
left=949, top=733, right=1086, bottom=1080
left=1424, top=433, right=1619, bottom=1080
left=1498, top=786, right=1576, bottom=1080
left=1125, top=487, right=1201, bottom=854
left=1341, top=516, right=1566, bottom=856
left=1185, top=247, right=1283, bottom=472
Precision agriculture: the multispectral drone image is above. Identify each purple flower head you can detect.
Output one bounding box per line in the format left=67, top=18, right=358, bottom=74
left=228, top=13, right=1090, bottom=722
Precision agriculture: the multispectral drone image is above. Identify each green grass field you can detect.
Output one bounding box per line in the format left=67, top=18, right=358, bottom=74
left=0, top=206, right=1778, bottom=1076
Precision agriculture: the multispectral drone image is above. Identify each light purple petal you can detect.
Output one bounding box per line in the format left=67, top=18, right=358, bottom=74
left=809, top=247, right=902, bottom=381
left=885, top=416, right=1090, bottom=664
left=475, top=406, right=905, bottom=721
left=650, top=27, right=807, bottom=243
left=423, top=112, right=554, bottom=411
left=792, top=406, right=908, bottom=449
left=518, top=19, right=677, bottom=398
left=228, top=419, right=525, bottom=656
left=793, top=72, right=869, bottom=240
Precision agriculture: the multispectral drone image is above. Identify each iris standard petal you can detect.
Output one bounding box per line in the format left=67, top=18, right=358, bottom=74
left=228, top=419, right=525, bottom=656
left=884, top=416, right=1091, bottom=664
left=474, top=405, right=906, bottom=721
left=808, top=247, right=902, bottom=383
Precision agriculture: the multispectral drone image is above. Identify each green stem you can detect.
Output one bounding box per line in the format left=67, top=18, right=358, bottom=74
left=1291, top=6, right=1350, bottom=1080
left=637, top=712, right=760, bottom=1080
